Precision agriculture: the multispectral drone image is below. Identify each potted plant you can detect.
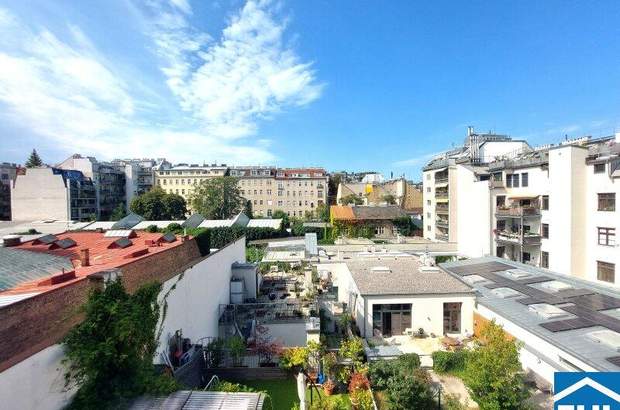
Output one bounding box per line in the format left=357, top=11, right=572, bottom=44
left=226, top=336, right=246, bottom=367
left=323, top=379, right=336, bottom=396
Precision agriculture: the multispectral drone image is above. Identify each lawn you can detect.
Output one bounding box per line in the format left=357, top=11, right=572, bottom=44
left=243, top=378, right=351, bottom=410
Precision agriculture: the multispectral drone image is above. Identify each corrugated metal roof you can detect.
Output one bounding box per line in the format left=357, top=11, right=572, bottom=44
left=133, top=221, right=182, bottom=230
left=82, top=221, right=116, bottom=231
left=0, top=248, right=73, bottom=291
left=104, top=230, right=135, bottom=238
left=0, top=292, right=41, bottom=307
left=199, top=220, right=235, bottom=228
left=129, top=391, right=265, bottom=410
left=246, top=219, right=282, bottom=229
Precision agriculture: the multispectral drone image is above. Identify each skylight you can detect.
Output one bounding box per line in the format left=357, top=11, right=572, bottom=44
left=463, top=274, right=488, bottom=284
left=540, top=281, right=573, bottom=292
left=588, top=330, right=620, bottom=351
left=503, top=269, right=531, bottom=279
left=529, top=303, right=569, bottom=320
left=491, top=287, right=523, bottom=299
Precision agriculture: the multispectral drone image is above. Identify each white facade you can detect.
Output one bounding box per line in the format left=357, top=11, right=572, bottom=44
left=11, top=168, right=70, bottom=221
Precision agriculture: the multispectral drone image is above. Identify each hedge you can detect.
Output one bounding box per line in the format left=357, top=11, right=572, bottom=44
left=432, top=350, right=469, bottom=373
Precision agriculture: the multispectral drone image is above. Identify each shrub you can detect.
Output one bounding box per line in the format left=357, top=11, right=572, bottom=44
left=385, top=369, right=435, bottom=410
left=339, top=337, right=364, bottom=367
left=145, top=224, right=159, bottom=233
left=348, top=372, right=370, bottom=394
left=279, top=347, right=309, bottom=371
left=205, top=338, right=225, bottom=368
left=193, top=229, right=211, bottom=256
left=432, top=350, right=468, bottom=374
left=350, top=388, right=374, bottom=410
left=368, top=359, right=399, bottom=390
left=226, top=336, right=246, bottom=367
left=398, top=353, right=421, bottom=371
left=163, top=222, right=183, bottom=233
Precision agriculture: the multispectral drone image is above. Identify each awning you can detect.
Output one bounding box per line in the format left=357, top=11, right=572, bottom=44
left=436, top=198, right=449, bottom=203
left=434, top=167, right=448, bottom=173
left=434, top=182, right=449, bottom=188
left=508, top=195, right=540, bottom=200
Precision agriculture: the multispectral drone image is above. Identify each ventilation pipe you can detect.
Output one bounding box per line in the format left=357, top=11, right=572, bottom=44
left=80, top=248, right=90, bottom=267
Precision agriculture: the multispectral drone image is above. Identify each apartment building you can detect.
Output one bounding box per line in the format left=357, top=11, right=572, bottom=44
left=11, top=167, right=97, bottom=221
left=230, top=167, right=328, bottom=218
left=111, top=158, right=165, bottom=207
left=337, top=177, right=423, bottom=214
left=57, top=154, right=126, bottom=220
left=422, top=127, right=530, bottom=256
left=0, top=163, right=19, bottom=220
left=488, top=135, right=619, bottom=286
left=154, top=163, right=228, bottom=207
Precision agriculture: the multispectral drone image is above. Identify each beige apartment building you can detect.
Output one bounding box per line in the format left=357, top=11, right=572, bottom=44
left=154, top=163, right=228, bottom=207
left=230, top=167, right=328, bottom=218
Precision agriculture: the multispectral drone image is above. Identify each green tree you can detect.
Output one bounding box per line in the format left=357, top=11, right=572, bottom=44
left=189, top=176, right=243, bottom=219
left=243, top=199, right=253, bottom=219
left=463, top=321, right=529, bottom=409
left=62, top=280, right=177, bottom=409
left=382, top=194, right=397, bottom=205
left=272, top=209, right=290, bottom=228
left=25, top=149, right=43, bottom=167
left=340, top=194, right=364, bottom=205
left=130, top=188, right=187, bottom=220
left=327, top=173, right=342, bottom=205
left=316, top=203, right=330, bottom=222
left=110, top=203, right=127, bottom=221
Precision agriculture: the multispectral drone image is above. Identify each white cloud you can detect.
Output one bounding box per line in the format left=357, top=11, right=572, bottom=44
left=393, top=151, right=441, bottom=168
left=147, top=0, right=324, bottom=139
left=0, top=5, right=290, bottom=164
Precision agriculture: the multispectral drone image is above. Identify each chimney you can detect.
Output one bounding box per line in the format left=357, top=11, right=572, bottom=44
left=467, top=126, right=474, bottom=137
left=80, top=248, right=90, bottom=267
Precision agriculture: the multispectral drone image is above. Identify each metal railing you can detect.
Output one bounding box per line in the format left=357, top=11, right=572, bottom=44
left=436, top=204, right=449, bottom=214
left=489, top=179, right=504, bottom=188
left=435, top=191, right=449, bottom=199
left=496, top=206, right=540, bottom=217
left=435, top=177, right=448, bottom=184
left=495, top=231, right=541, bottom=245
left=435, top=233, right=449, bottom=241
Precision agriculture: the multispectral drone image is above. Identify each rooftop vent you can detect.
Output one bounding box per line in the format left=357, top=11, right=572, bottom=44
left=37, top=269, right=76, bottom=286
left=32, top=234, right=58, bottom=245
left=49, top=238, right=77, bottom=249
left=588, top=330, right=620, bottom=351
left=529, top=303, right=569, bottom=320
left=108, top=238, right=133, bottom=249
left=371, top=266, right=391, bottom=273
left=2, top=235, right=21, bottom=247
left=492, top=287, right=523, bottom=299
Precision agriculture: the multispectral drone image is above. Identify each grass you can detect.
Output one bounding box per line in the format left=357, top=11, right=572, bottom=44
left=243, top=378, right=351, bottom=410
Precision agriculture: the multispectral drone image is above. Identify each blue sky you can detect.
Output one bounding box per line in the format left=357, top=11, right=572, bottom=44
left=0, top=0, right=619, bottom=179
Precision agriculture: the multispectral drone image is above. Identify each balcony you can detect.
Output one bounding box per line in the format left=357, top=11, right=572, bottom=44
left=435, top=191, right=449, bottom=199
left=435, top=176, right=448, bottom=184
left=495, top=230, right=541, bottom=246
left=435, top=232, right=449, bottom=241
left=489, top=179, right=504, bottom=189
left=496, top=205, right=540, bottom=218
left=435, top=219, right=449, bottom=228
left=436, top=204, right=449, bottom=214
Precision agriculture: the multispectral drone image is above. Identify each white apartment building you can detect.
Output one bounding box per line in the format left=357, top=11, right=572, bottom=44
left=488, top=136, right=619, bottom=286
left=111, top=158, right=165, bottom=208
left=425, top=130, right=619, bottom=287
left=423, top=127, right=529, bottom=256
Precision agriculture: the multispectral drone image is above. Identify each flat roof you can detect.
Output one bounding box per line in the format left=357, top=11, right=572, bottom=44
left=130, top=390, right=265, bottom=410
left=441, top=256, right=620, bottom=372
left=344, top=258, right=473, bottom=296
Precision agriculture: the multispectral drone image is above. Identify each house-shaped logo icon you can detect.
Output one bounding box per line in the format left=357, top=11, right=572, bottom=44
left=554, top=373, right=620, bottom=410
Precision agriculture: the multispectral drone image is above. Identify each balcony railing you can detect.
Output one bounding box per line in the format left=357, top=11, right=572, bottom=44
left=495, top=230, right=541, bottom=245
left=496, top=205, right=540, bottom=217
left=436, top=204, right=449, bottom=214
left=435, top=191, right=449, bottom=199
left=435, top=233, right=449, bottom=241
left=489, top=179, right=504, bottom=188
left=435, top=219, right=449, bottom=228
left=435, top=177, right=448, bottom=184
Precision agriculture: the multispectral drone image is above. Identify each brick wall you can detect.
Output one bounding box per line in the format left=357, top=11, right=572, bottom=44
left=0, top=238, right=203, bottom=372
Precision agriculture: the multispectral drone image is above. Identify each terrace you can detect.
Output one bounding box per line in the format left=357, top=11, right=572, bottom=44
left=495, top=230, right=542, bottom=246
left=496, top=204, right=541, bottom=217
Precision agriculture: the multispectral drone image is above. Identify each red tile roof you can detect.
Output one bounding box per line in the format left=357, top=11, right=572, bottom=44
left=2, top=231, right=184, bottom=296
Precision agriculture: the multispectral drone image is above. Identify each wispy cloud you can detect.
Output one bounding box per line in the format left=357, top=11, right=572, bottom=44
left=393, top=151, right=441, bottom=168
left=0, top=0, right=322, bottom=164
left=146, top=0, right=324, bottom=138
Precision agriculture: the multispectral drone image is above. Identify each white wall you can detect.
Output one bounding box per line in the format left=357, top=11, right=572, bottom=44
left=362, top=294, right=475, bottom=339
left=0, top=345, right=74, bottom=410
left=479, top=141, right=529, bottom=163
left=456, top=167, right=491, bottom=257
left=11, top=168, right=69, bottom=221
left=155, top=237, right=246, bottom=362
left=422, top=170, right=434, bottom=240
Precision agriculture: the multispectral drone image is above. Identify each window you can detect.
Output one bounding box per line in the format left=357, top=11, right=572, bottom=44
left=426, top=174, right=431, bottom=180
left=506, top=174, right=512, bottom=188
left=598, top=193, right=616, bottom=211
left=512, top=174, right=520, bottom=188
left=594, top=163, right=606, bottom=174
left=443, top=303, right=461, bottom=333
left=496, top=195, right=506, bottom=207
left=372, top=304, right=411, bottom=337
left=598, top=227, right=616, bottom=246
left=492, top=172, right=502, bottom=181
left=427, top=212, right=431, bottom=218
left=267, top=209, right=272, bottom=217
left=375, top=225, right=385, bottom=235
left=597, top=261, right=616, bottom=283
left=496, top=220, right=506, bottom=231
left=426, top=187, right=431, bottom=193
left=521, top=173, right=528, bottom=187
left=427, top=200, right=431, bottom=206
left=496, top=246, right=505, bottom=257
left=541, top=251, right=549, bottom=268
left=542, top=223, right=549, bottom=239
left=427, top=225, right=431, bottom=231
left=522, top=252, right=531, bottom=262
left=542, top=195, right=549, bottom=210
